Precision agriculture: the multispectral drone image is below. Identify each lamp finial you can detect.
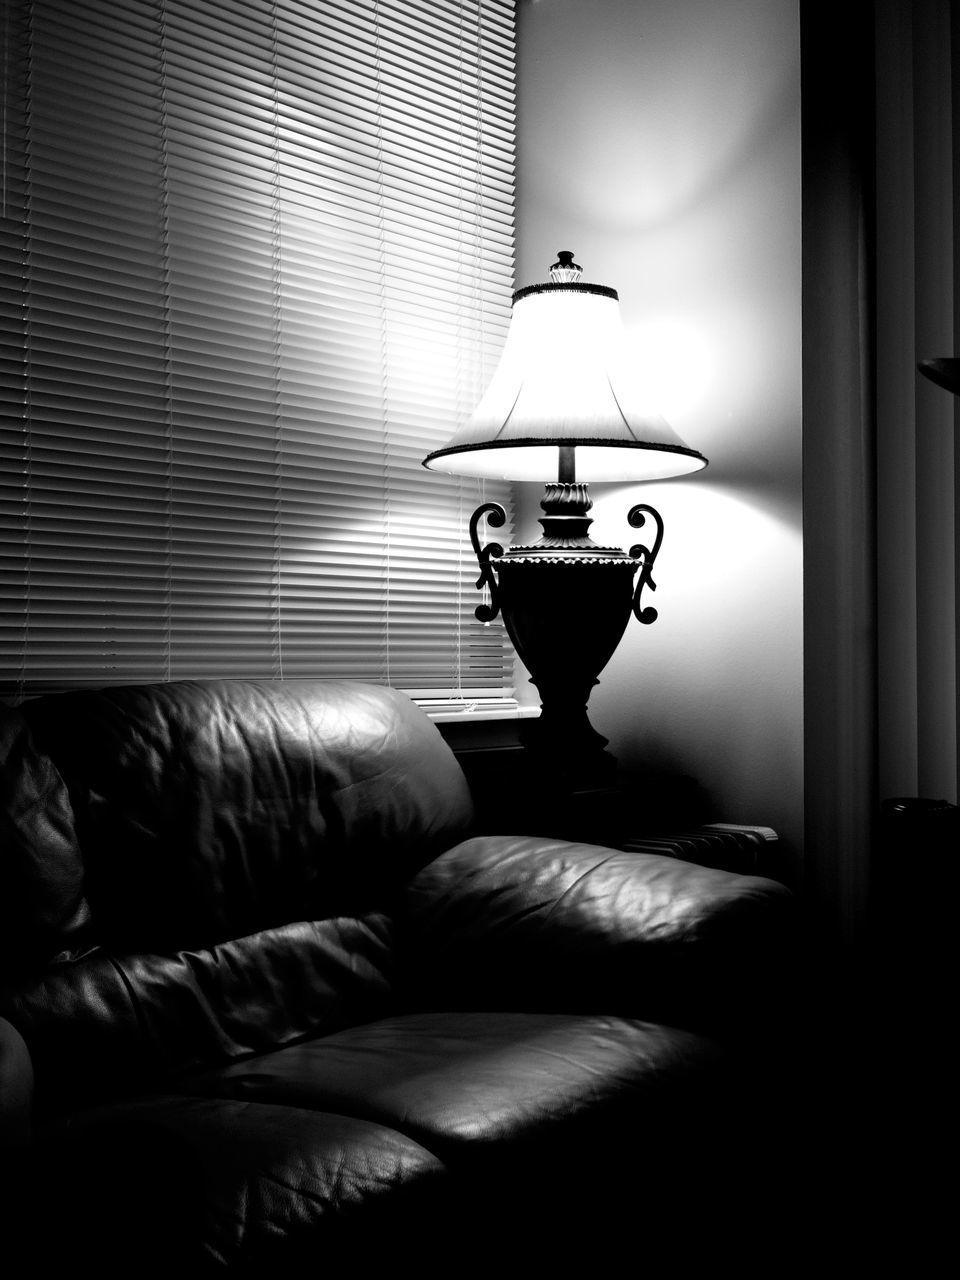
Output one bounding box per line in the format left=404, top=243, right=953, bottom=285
left=549, top=250, right=582, bottom=284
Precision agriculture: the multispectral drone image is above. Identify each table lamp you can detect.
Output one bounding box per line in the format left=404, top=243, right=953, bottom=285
left=424, top=252, right=708, bottom=783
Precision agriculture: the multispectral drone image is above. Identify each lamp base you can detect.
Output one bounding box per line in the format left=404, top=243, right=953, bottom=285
left=470, top=483, right=664, bottom=789
left=495, top=547, right=638, bottom=786
left=518, top=702, right=619, bottom=787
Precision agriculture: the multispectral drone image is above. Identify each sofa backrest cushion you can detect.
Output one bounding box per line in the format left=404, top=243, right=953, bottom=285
left=8, top=913, right=396, bottom=1111
left=11, top=679, right=473, bottom=954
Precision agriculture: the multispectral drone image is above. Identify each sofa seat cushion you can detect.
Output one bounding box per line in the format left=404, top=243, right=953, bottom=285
left=27, top=1094, right=448, bottom=1274
left=179, top=1009, right=729, bottom=1166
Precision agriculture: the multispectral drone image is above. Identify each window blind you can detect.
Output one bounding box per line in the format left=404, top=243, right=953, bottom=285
left=0, top=0, right=516, bottom=700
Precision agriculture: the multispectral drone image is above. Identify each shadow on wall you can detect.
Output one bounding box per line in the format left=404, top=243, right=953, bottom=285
left=512, top=474, right=804, bottom=886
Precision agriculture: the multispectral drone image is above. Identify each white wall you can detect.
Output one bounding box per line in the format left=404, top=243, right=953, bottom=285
left=514, top=0, right=804, bottom=877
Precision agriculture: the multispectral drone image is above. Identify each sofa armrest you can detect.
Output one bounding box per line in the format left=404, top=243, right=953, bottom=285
left=400, top=835, right=798, bottom=1039
left=0, top=1016, right=33, bottom=1151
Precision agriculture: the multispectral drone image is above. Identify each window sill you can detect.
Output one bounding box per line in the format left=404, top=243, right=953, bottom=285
left=414, top=699, right=538, bottom=750
left=414, top=698, right=539, bottom=725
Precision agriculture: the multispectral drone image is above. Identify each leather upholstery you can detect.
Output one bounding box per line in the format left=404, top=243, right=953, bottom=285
left=16, top=679, right=473, bottom=952
left=9, top=914, right=397, bottom=1110
left=400, top=833, right=795, bottom=1034
left=0, top=678, right=795, bottom=1273
left=0, top=708, right=90, bottom=969
left=181, top=1009, right=729, bottom=1160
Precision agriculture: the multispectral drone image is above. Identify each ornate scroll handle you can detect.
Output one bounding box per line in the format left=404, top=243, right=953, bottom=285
left=469, top=502, right=506, bottom=623
left=627, top=503, right=665, bottom=624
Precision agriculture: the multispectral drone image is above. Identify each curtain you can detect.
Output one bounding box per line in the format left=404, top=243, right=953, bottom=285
left=800, top=0, right=879, bottom=950
left=802, top=0, right=960, bottom=950
left=875, top=0, right=959, bottom=805
left=0, top=0, right=516, bottom=701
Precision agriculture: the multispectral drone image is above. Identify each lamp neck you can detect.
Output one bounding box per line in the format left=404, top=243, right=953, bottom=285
left=536, top=481, right=594, bottom=547
left=558, top=444, right=576, bottom=485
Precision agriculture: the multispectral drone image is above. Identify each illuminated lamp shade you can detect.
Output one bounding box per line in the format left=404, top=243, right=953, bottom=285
left=423, top=252, right=709, bottom=785
left=424, top=252, right=707, bottom=483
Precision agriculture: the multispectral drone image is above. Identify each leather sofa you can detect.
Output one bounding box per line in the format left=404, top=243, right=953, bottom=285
left=1, top=678, right=797, bottom=1274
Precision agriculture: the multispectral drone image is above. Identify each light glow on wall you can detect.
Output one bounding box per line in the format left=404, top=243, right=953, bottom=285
left=624, top=316, right=717, bottom=423
left=516, top=0, right=803, bottom=871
